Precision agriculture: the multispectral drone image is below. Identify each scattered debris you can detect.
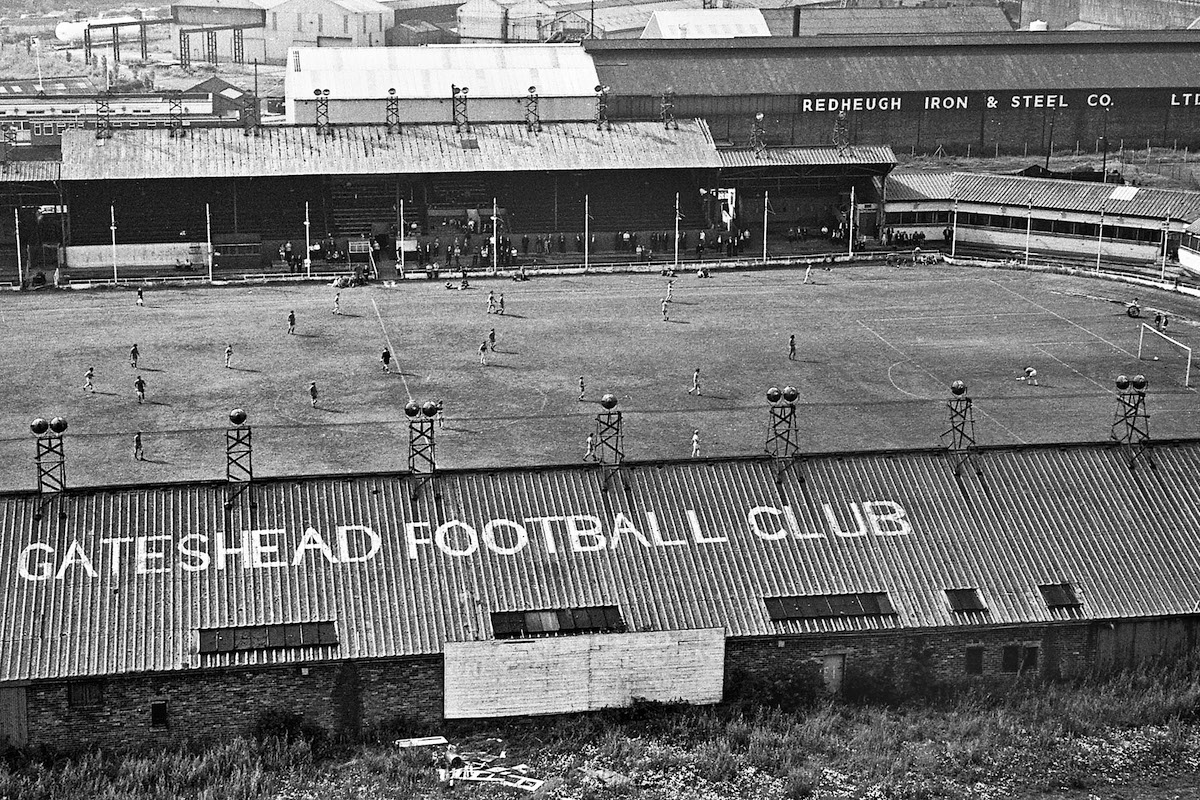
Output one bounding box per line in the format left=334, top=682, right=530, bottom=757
left=578, top=766, right=632, bottom=788
left=401, top=735, right=546, bottom=793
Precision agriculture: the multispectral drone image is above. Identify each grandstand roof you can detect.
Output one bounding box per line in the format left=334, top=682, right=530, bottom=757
left=0, top=161, right=60, bottom=183
left=884, top=171, right=1200, bottom=221
left=585, top=30, right=1200, bottom=95
left=284, top=44, right=598, bottom=100
left=58, top=121, right=721, bottom=181
left=884, top=171, right=954, bottom=202
left=718, top=145, right=896, bottom=169
left=5, top=440, right=1200, bottom=681
left=763, top=6, right=1015, bottom=37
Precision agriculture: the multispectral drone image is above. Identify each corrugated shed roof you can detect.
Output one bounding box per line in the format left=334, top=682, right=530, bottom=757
left=884, top=171, right=1200, bottom=221
left=640, top=9, right=770, bottom=38
left=763, top=6, right=1015, bottom=37
left=6, top=441, right=1200, bottom=681
left=1188, top=217, right=1200, bottom=234
left=254, top=0, right=391, bottom=11
left=587, top=0, right=700, bottom=34
left=0, top=160, right=60, bottom=183
left=58, top=121, right=721, bottom=181
left=718, top=145, right=896, bottom=169
left=586, top=31, right=1200, bottom=95
left=285, top=44, right=598, bottom=100
left=885, top=171, right=955, bottom=201
left=946, top=173, right=1200, bottom=220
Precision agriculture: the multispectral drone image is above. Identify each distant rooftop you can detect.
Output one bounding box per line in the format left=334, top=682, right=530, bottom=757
left=763, top=5, right=1015, bottom=37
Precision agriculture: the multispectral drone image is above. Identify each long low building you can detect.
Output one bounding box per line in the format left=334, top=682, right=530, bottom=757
left=3, top=438, right=1200, bottom=749
left=586, top=31, right=1200, bottom=153
left=883, top=171, right=1200, bottom=264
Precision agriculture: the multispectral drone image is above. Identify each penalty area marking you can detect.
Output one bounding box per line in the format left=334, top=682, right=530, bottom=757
left=987, top=279, right=1138, bottom=359
left=858, top=319, right=1027, bottom=444
left=372, top=298, right=413, bottom=402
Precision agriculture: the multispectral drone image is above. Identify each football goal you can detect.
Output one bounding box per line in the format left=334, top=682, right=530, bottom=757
left=1138, top=323, right=1192, bottom=387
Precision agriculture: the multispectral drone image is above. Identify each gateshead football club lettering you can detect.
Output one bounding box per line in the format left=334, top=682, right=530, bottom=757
left=14, top=501, right=912, bottom=580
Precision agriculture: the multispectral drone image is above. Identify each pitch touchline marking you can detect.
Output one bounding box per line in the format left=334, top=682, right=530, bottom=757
left=986, top=278, right=1138, bottom=359
left=372, top=298, right=413, bottom=402
left=872, top=312, right=1045, bottom=323
left=858, top=319, right=1028, bottom=445
left=1033, top=345, right=1113, bottom=393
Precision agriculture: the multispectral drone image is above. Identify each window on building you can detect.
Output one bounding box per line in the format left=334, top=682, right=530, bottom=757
left=491, top=606, right=624, bottom=639
left=68, top=681, right=103, bottom=708
left=764, top=592, right=896, bottom=621
left=379, top=13, right=384, bottom=31
left=1039, top=583, right=1081, bottom=609
left=297, top=12, right=303, bottom=30
left=317, top=13, right=323, bottom=32
left=965, top=646, right=984, bottom=675
left=272, top=12, right=277, bottom=31
left=1001, top=644, right=1039, bottom=673
left=945, top=588, right=986, bottom=612
left=343, top=15, right=349, bottom=33
left=150, top=701, right=169, bottom=728
left=363, top=15, right=368, bottom=33
left=198, top=621, right=338, bottom=654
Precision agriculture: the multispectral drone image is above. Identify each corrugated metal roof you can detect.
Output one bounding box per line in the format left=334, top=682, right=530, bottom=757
left=885, top=172, right=1200, bottom=221
left=6, top=441, right=1200, bottom=681
left=718, top=145, right=896, bottom=169
left=284, top=44, right=599, bottom=100
left=640, top=9, right=770, bottom=38
left=587, top=1, right=699, bottom=34
left=254, top=0, right=391, bottom=11
left=58, top=121, right=721, bottom=181
left=763, top=6, right=1016, bottom=37
left=885, top=171, right=955, bottom=202
left=586, top=31, right=1200, bottom=95
left=0, top=160, right=60, bottom=183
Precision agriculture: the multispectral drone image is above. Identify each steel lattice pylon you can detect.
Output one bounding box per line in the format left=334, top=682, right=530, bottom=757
left=1110, top=375, right=1153, bottom=470
left=34, top=435, right=66, bottom=494
left=407, top=403, right=439, bottom=500
left=941, top=382, right=982, bottom=477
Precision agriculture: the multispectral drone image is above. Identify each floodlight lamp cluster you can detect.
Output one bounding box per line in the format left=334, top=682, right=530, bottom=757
left=30, top=417, right=67, bottom=435
left=950, top=380, right=967, bottom=397
left=405, top=401, right=439, bottom=418
left=767, top=386, right=798, bottom=405
left=600, top=393, right=618, bottom=410
left=229, top=408, right=248, bottom=426
left=452, top=85, right=469, bottom=98
left=1116, top=374, right=1148, bottom=392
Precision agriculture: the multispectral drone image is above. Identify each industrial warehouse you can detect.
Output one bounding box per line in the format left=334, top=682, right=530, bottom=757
left=4, top=432, right=1200, bottom=749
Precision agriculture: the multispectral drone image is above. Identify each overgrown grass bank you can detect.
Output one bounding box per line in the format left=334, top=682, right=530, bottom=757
left=4, top=662, right=1200, bottom=799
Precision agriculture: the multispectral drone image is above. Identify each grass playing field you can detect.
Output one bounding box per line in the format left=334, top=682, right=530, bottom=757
left=0, top=263, right=1197, bottom=492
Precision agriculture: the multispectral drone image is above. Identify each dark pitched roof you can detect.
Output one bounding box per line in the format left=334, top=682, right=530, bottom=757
left=586, top=30, right=1200, bottom=96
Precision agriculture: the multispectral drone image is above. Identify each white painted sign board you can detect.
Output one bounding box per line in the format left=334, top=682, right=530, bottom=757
left=443, top=629, right=725, bottom=718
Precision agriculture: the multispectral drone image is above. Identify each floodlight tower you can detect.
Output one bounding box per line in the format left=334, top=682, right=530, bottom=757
left=750, top=112, right=766, bottom=157
left=451, top=85, right=470, bottom=133
left=1110, top=374, right=1153, bottom=469
left=593, top=393, right=624, bottom=491
left=524, top=85, right=541, bottom=133
left=406, top=400, right=439, bottom=499
left=225, top=408, right=254, bottom=509
left=765, top=386, right=799, bottom=459
left=595, top=84, right=611, bottom=131
left=660, top=88, right=678, bottom=131
left=385, top=87, right=401, bottom=135
left=314, top=88, right=332, bottom=136
left=942, top=380, right=981, bottom=477
left=31, top=416, right=67, bottom=494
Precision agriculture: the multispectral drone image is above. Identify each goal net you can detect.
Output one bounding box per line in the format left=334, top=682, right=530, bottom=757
left=1137, top=323, right=1192, bottom=387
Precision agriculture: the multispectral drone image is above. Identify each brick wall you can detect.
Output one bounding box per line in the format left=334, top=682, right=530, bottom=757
left=725, top=623, right=1092, bottom=701
left=25, top=656, right=442, bottom=751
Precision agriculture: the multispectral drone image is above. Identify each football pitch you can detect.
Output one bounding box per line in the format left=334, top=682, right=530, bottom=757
left=0, top=263, right=1197, bottom=491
